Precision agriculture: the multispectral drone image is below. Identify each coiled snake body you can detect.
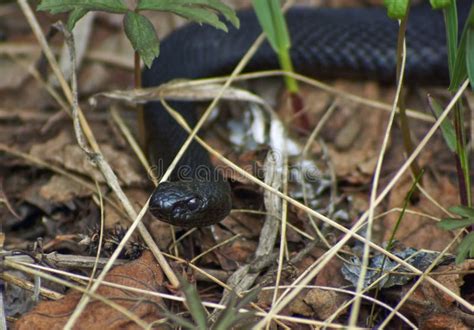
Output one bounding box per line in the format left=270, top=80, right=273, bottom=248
left=143, top=1, right=469, bottom=227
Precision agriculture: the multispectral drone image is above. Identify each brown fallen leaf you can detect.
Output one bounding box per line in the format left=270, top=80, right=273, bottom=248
left=304, top=288, right=348, bottom=320
left=384, top=260, right=474, bottom=329
left=39, top=175, right=91, bottom=203
left=15, top=251, right=165, bottom=330
left=29, top=131, right=143, bottom=187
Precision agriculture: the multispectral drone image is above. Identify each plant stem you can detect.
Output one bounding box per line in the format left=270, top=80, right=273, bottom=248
left=276, top=35, right=310, bottom=131
left=453, top=101, right=471, bottom=206
left=368, top=169, right=424, bottom=326
left=443, top=2, right=472, bottom=207
left=395, top=4, right=422, bottom=185
left=278, top=47, right=298, bottom=93
left=134, top=51, right=146, bottom=148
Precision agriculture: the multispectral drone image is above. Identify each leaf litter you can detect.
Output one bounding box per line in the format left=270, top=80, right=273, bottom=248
left=1, top=0, right=474, bottom=328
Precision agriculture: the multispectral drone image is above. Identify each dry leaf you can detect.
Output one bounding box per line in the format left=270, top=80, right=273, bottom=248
left=15, top=251, right=164, bottom=329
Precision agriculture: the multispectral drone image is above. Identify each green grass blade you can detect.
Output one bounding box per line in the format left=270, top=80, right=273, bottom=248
left=269, top=0, right=290, bottom=50
left=386, top=170, right=424, bottom=251
left=160, top=308, right=198, bottom=329
left=466, top=24, right=474, bottom=90
left=428, top=95, right=457, bottom=152
left=179, top=278, right=208, bottom=330
left=447, top=2, right=474, bottom=90
left=442, top=0, right=458, bottom=77
left=212, top=288, right=259, bottom=330
left=252, top=0, right=298, bottom=93
left=251, top=0, right=277, bottom=51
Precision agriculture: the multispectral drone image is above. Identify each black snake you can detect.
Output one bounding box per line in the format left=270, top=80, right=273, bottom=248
left=142, top=1, right=470, bottom=227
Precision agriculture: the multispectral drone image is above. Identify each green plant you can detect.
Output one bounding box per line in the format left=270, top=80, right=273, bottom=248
left=37, top=0, right=239, bottom=145
left=252, top=0, right=297, bottom=94
left=385, top=0, right=474, bottom=264
left=37, top=0, right=239, bottom=68
left=438, top=206, right=474, bottom=263
left=432, top=0, right=474, bottom=263
left=161, top=277, right=260, bottom=329
left=369, top=170, right=423, bottom=326
left=384, top=0, right=423, bottom=184
left=441, top=0, right=474, bottom=207
left=251, top=0, right=311, bottom=131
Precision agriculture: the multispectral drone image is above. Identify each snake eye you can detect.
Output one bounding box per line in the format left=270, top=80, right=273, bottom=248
left=187, top=197, right=202, bottom=211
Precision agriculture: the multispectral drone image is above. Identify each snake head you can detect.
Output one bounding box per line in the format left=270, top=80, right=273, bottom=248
left=149, top=180, right=231, bottom=227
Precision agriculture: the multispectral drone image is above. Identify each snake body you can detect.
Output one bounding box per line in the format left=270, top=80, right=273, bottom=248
left=143, top=1, right=469, bottom=227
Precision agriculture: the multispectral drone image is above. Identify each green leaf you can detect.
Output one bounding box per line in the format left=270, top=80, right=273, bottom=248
left=37, top=0, right=127, bottom=14
left=168, top=6, right=228, bottom=31
left=252, top=0, right=298, bottom=93
left=448, top=30, right=468, bottom=91
left=270, top=0, right=290, bottom=50
left=252, top=0, right=277, bottom=51
left=213, top=288, right=260, bottom=330
left=213, top=292, right=242, bottom=330
left=141, top=3, right=226, bottom=31
left=443, top=0, right=458, bottom=76
left=456, top=232, right=474, bottom=264
left=448, top=3, right=474, bottom=91
left=159, top=308, right=197, bottom=329
left=430, top=0, right=453, bottom=10
left=438, top=217, right=474, bottom=230
left=449, top=205, right=474, bottom=218
left=470, top=5, right=474, bottom=26
left=179, top=277, right=208, bottom=330
left=252, top=0, right=290, bottom=52
left=428, top=96, right=456, bottom=152
left=138, top=0, right=239, bottom=30
left=123, top=11, right=159, bottom=68
left=67, top=7, right=89, bottom=30
left=467, top=27, right=474, bottom=90
left=206, top=0, right=239, bottom=28
left=383, top=0, right=409, bottom=19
